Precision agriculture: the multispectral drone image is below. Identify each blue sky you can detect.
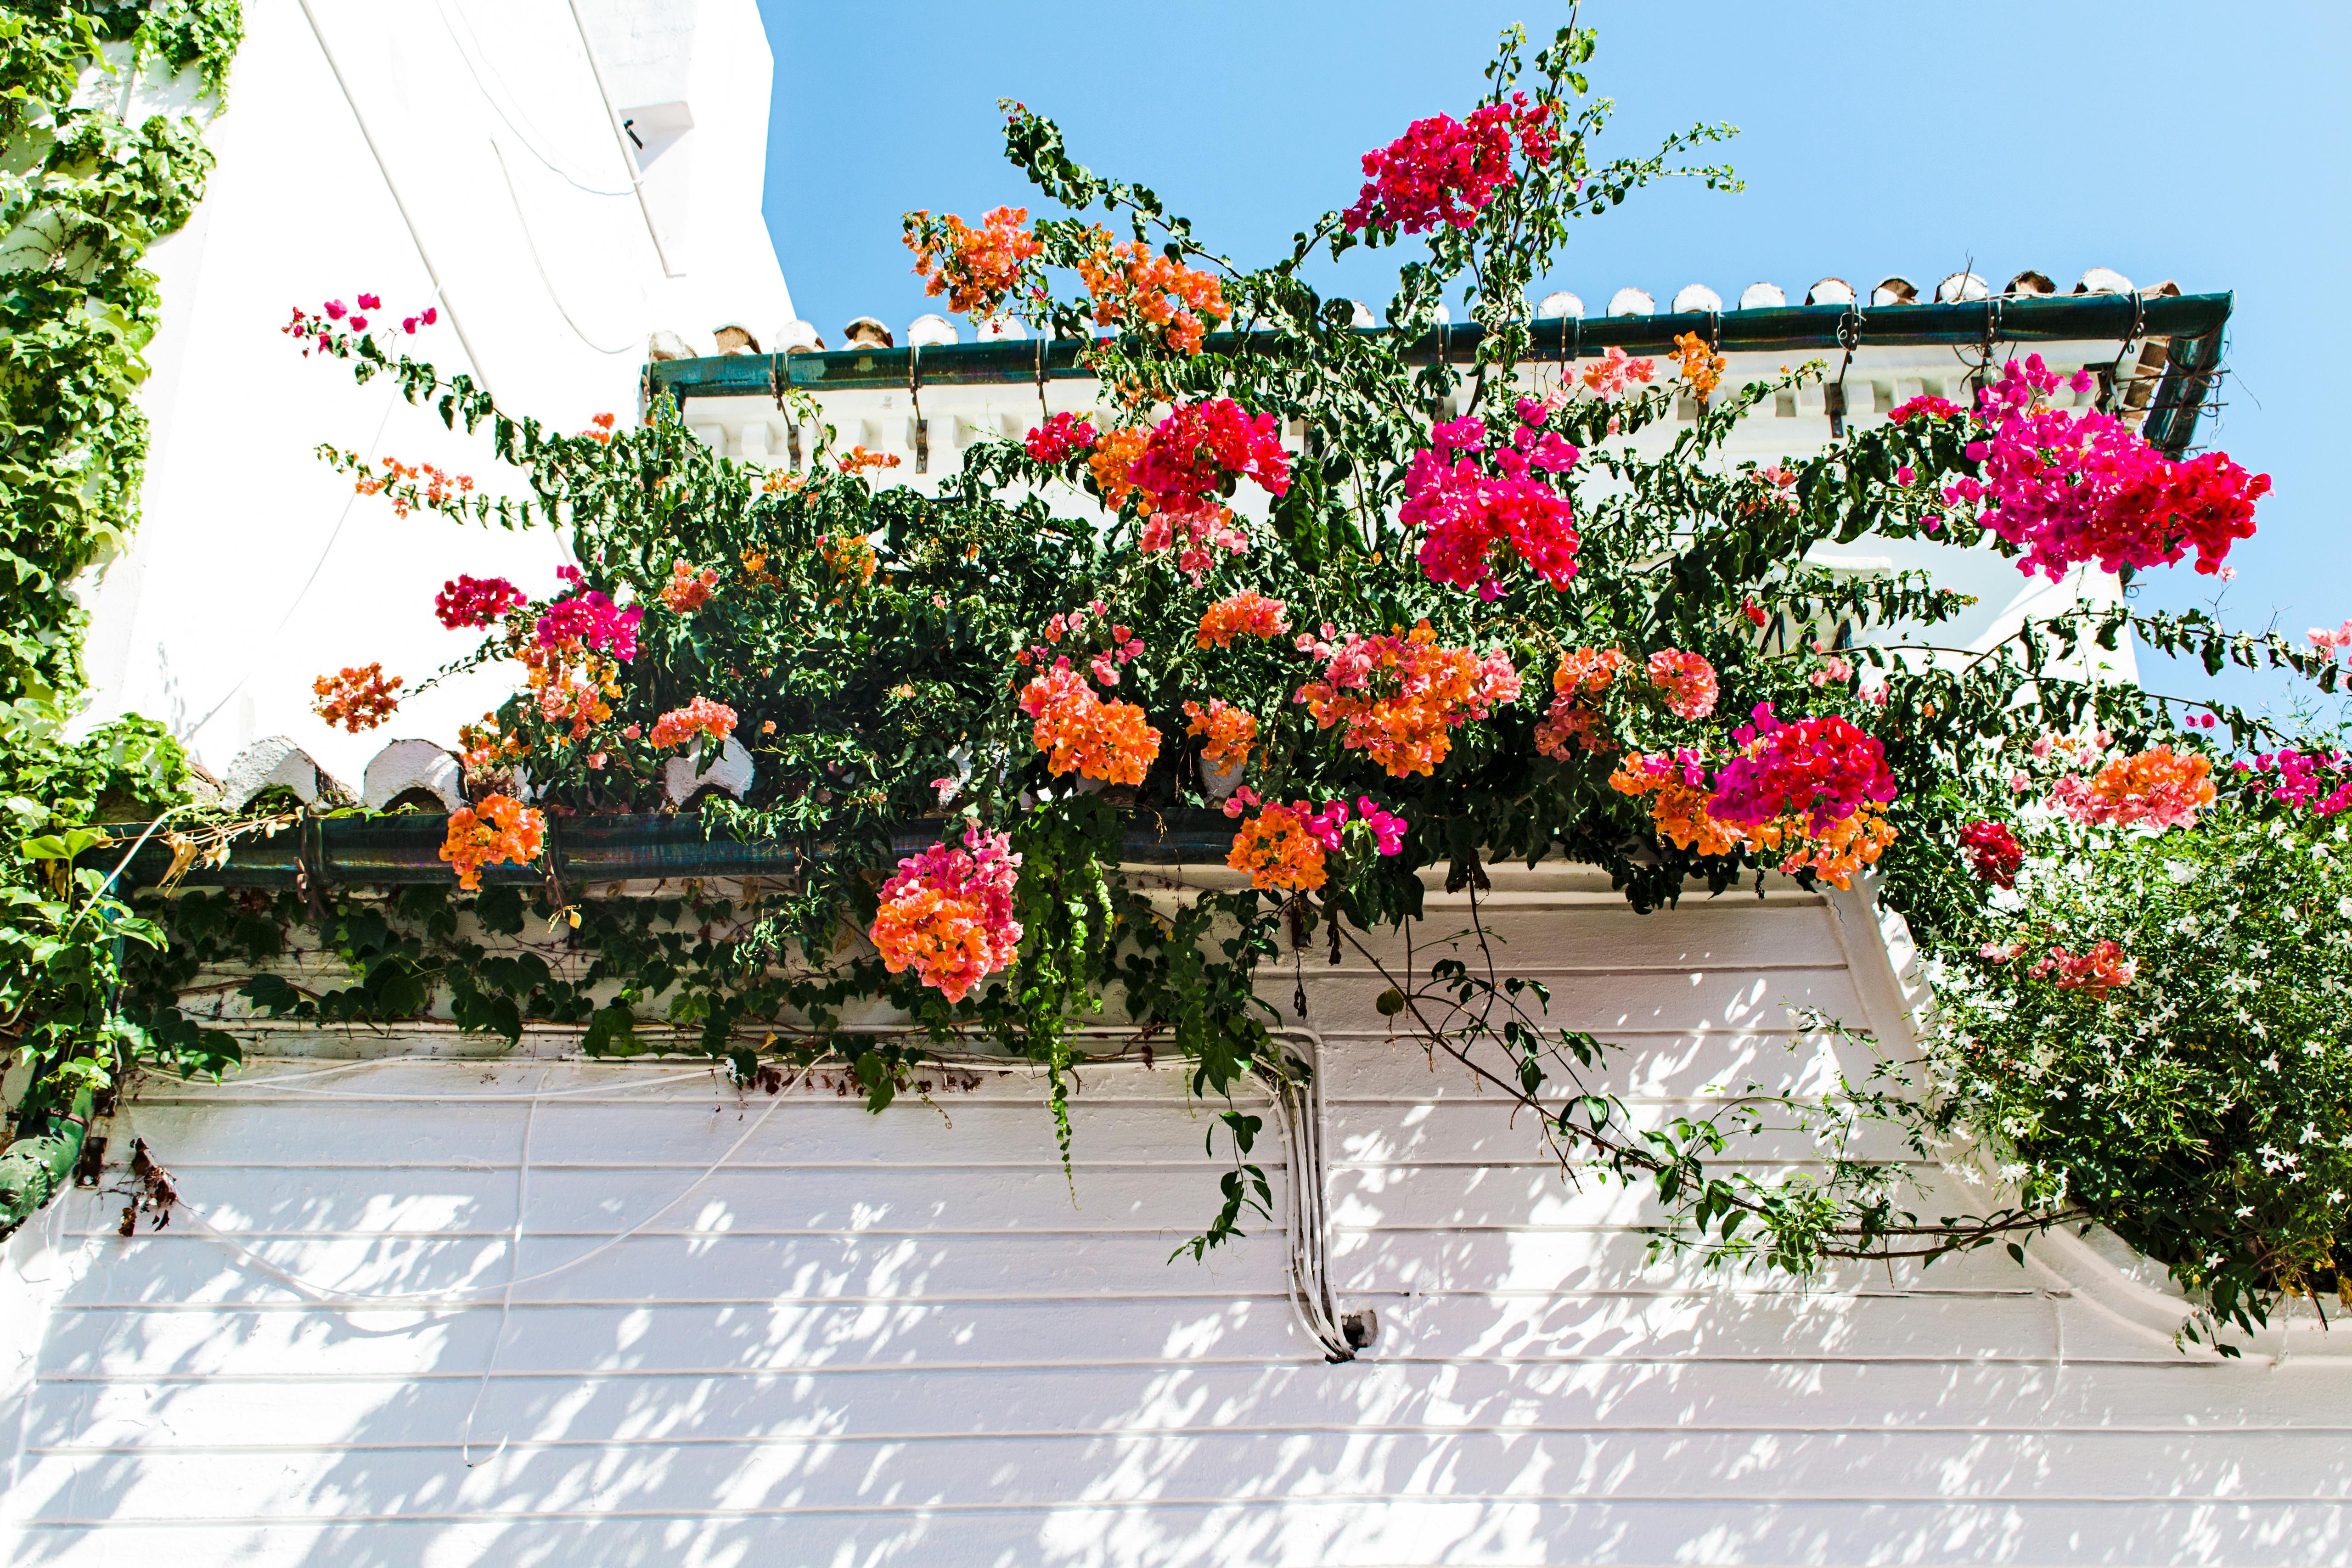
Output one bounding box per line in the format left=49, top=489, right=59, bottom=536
left=757, top=1, right=2348, bottom=719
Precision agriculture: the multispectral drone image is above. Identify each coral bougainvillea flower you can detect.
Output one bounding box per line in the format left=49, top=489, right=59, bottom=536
left=661, top=559, right=720, bottom=613
left=1645, top=647, right=1718, bottom=719
left=869, top=825, right=1024, bottom=1002
left=1018, top=665, right=1161, bottom=784
left=440, top=793, right=546, bottom=892
left=1609, top=750, right=1746, bottom=859
left=1078, top=234, right=1231, bottom=355
left=311, top=663, right=402, bottom=732
left=1294, top=621, right=1519, bottom=777
left=903, top=206, right=1041, bottom=318
left=649, top=696, right=738, bottom=750
left=1196, top=591, right=1291, bottom=647
left=2053, top=744, right=2215, bottom=831
left=1183, top=699, right=1258, bottom=771
left=1227, top=802, right=1329, bottom=892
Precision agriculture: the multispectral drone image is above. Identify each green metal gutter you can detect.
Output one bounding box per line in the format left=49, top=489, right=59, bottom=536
left=653, top=290, right=2232, bottom=439
left=89, top=809, right=1245, bottom=893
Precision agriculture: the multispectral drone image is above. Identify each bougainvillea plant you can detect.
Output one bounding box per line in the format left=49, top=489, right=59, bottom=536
left=42, top=22, right=2345, bottom=1333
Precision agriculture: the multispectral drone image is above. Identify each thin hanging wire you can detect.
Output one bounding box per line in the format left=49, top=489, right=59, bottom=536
left=490, top=138, right=642, bottom=356
left=433, top=0, right=636, bottom=198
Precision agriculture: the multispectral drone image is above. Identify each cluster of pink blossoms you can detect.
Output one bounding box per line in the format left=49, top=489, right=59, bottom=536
left=1645, top=647, right=1718, bottom=719
left=1126, top=399, right=1291, bottom=580
left=283, top=292, right=437, bottom=356
left=1024, top=412, right=1097, bottom=464
left=648, top=696, right=736, bottom=750
left=535, top=566, right=642, bottom=661
left=2237, top=749, right=2352, bottom=815
left=1342, top=93, right=1555, bottom=234
left=1708, top=703, right=1898, bottom=837
left=2036, top=940, right=2136, bottom=1000
left=1400, top=401, right=1581, bottom=599
left=868, top=826, right=1024, bottom=1003
left=1940, top=354, right=2268, bottom=581
left=435, top=573, right=523, bottom=629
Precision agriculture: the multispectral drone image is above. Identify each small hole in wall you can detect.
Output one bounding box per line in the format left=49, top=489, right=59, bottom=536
left=1342, top=1308, right=1379, bottom=1350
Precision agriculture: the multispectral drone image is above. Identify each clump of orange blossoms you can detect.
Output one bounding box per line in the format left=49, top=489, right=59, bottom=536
left=1671, top=330, right=1726, bottom=402
left=838, top=446, right=901, bottom=476
left=868, top=825, right=1024, bottom=1003
left=353, top=456, right=473, bottom=518
left=1087, top=427, right=1153, bottom=514
left=1183, top=699, right=1258, bottom=771
left=312, top=663, right=402, bottom=731
left=1018, top=665, right=1162, bottom=784
left=1294, top=621, right=1521, bottom=778
left=1746, top=802, right=1898, bottom=889
left=523, top=643, right=619, bottom=740
left=581, top=411, right=617, bottom=444
left=439, top=793, right=546, bottom=891
left=649, top=696, right=737, bottom=750
left=1078, top=232, right=1232, bottom=355
left=2054, top=744, right=2216, bottom=832
left=661, top=558, right=719, bottom=613
left=1609, top=751, right=1746, bottom=858
left=1227, top=802, right=1328, bottom=892
left=821, top=532, right=878, bottom=588
left=1196, top=591, right=1291, bottom=648
left=1534, top=645, right=1625, bottom=759
left=903, top=205, right=1041, bottom=317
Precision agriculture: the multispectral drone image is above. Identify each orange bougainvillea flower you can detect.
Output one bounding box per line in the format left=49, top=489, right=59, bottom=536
left=1183, top=699, right=1258, bottom=770
left=838, top=445, right=901, bottom=476
left=1195, top=591, right=1292, bottom=648
left=440, top=793, right=546, bottom=892
left=2053, top=744, right=2215, bottom=832
left=1078, top=231, right=1232, bottom=355
left=649, top=696, right=737, bottom=750
left=820, top=531, right=878, bottom=588
left=903, top=206, right=1042, bottom=318
left=1671, top=331, right=1726, bottom=402
left=1747, top=800, right=1898, bottom=889
left=1645, top=646, right=1718, bottom=719
left=661, top=558, right=720, bottom=613
left=1294, top=621, right=1520, bottom=778
left=1086, top=426, right=1154, bottom=514
left=1609, top=751, right=1746, bottom=858
left=1226, top=801, right=1328, bottom=892
left=1018, top=664, right=1161, bottom=784
left=311, top=663, right=402, bottom=732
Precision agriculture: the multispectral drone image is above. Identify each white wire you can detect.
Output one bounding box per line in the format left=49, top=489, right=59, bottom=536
left=433, top=0, right=636, bottom=199
left=182, top=382, right=400, bottom=743
left=489, top=137, right=642, bottom=357
left=175, top=1065, right=812, bottom=1309
left=191, top=1064, right=721, bottom=1103
left=461, top=1091, right=534, bottom=1468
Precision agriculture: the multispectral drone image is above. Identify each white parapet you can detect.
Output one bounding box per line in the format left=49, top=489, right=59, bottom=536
left=662, top=733, right=755, bottom=806
left=360, top=738, right=466, bottom=812
left=219, top=737, right=355, bottom=811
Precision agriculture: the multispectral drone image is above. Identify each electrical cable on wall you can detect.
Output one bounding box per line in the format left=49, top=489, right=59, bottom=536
left=490, top=138, right=641, bottom=357
left=433, top=0, right=635, bottom=199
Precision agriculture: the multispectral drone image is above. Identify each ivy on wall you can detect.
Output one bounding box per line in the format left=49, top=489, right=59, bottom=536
left=0, top=0, right=241, bottom=1234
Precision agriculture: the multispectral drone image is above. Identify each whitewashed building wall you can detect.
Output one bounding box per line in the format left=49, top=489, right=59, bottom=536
left=5, top=871, right=2345, bottom=1565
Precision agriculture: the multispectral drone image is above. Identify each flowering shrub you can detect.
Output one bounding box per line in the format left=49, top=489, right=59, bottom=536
left=1294, top=622, right=1520, bottom=776
left=869, top=826, right=1024, bottom=1002
left=439, top=793, right=545, bottom=891
left=217, top=22, right=2327, bottom=1316
left=311, top=663, right=401, bottom=732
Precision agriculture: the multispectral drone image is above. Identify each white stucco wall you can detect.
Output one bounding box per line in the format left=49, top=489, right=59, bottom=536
left=76, top=0, right=792, bottom=786
left=3, top=873, right=2341, bottom=1566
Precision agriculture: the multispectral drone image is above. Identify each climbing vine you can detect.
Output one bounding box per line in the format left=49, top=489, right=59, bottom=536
left=0, top=0, right=242, bottom=1229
